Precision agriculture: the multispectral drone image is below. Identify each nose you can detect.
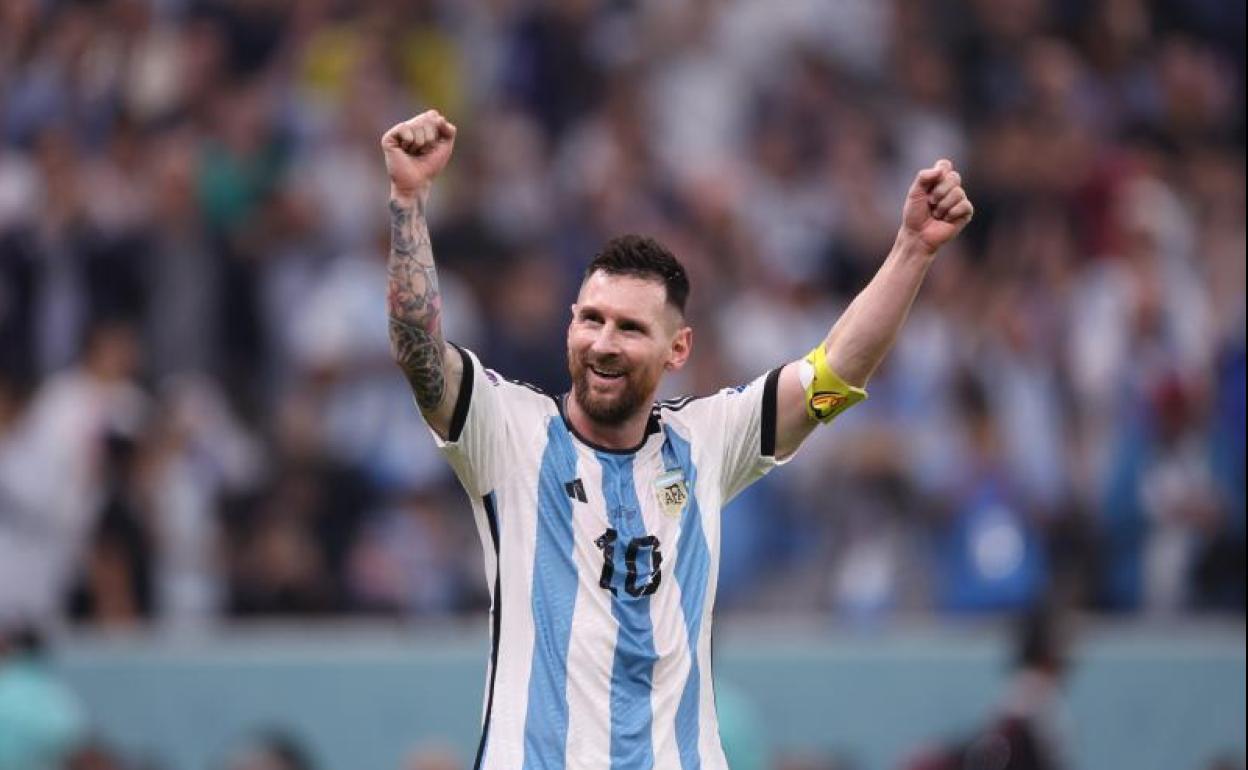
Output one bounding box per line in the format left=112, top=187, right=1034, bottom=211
left=589, top=324, right=622, bottom=357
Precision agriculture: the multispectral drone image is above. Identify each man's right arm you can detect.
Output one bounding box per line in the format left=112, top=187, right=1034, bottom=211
left=382, top=110, right=462, bottom=439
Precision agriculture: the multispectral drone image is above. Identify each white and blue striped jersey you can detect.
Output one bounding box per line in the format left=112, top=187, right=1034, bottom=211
left=431, top=347, right=787, bottom=770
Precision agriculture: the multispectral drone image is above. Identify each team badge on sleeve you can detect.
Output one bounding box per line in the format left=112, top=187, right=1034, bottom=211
left=654, top=470, right=688, bottom=518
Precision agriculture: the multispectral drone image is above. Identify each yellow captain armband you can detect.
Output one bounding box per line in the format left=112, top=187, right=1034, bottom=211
left=798, top=343, right=868, bottom=424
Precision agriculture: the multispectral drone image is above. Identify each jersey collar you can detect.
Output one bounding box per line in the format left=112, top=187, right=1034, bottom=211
left=556, top=394, right=663, bottom=455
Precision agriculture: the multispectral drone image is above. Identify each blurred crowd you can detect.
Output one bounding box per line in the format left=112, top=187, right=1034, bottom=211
left=0, top=0, right=1243, bottom=638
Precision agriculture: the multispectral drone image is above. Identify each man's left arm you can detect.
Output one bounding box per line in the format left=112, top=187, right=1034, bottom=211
left=772, top=159, right=974, bottom=459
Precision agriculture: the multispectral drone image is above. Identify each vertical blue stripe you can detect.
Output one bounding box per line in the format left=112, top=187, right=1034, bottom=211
left=522, top=420, right=580, bottom=770
left=597, top=451, right=658, bottom=770
left=662, top=427, right=709, bottom=770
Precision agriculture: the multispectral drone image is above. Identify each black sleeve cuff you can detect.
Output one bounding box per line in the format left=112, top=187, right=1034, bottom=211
left=447, top=343, right=474, bottom=443
left=760, top=366, right=782, bottom=458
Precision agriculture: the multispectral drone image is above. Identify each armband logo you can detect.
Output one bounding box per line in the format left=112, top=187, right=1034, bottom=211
left=809, top=390, right=848, bottom=420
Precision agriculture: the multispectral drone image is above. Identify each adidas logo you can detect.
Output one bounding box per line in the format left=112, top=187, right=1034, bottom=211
left=564, top=478, right=587, bottom=503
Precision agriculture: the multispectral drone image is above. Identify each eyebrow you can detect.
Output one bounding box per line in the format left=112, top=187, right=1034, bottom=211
left=578, top=304, right=652, bottom=334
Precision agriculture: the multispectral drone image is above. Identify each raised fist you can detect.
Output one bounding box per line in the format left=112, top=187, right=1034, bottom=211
left=382, top=110, right=457, bottom=202
left=901, top=159, right=974, bottom=254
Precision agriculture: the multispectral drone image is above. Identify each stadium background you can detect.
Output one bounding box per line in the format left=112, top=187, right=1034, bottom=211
left=0, top=0, right=1243, bottom=768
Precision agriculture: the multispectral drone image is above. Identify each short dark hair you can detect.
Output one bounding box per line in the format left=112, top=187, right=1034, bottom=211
left=585, top=234, right=690, bottom=314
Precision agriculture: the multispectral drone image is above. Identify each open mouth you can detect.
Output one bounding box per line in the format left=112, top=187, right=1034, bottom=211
left=589, top=364, right=625, bottom=380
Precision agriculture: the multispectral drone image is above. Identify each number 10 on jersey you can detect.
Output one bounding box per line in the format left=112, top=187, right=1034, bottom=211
left=595, top=529, right=663, bottom=597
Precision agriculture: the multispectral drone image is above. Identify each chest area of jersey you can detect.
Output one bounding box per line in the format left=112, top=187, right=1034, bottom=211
left=548, top=442, right=702, bottom=600
left=566, top=444, right=693, bottom=521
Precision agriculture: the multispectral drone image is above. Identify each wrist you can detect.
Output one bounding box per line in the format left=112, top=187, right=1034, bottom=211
left=894, top=228, right=938, bottom=261
left=389, top=182, right=431, bottom=208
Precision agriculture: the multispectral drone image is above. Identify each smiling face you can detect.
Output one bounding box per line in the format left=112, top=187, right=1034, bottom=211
left=568, top=271, right=691, bottom=427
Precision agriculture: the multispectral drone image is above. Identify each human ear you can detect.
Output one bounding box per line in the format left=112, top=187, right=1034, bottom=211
left=665, top=326, right=692, bottom=371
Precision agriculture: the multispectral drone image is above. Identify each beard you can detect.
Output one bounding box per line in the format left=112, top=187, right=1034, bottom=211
left=569, top=352, right=658, bottom=427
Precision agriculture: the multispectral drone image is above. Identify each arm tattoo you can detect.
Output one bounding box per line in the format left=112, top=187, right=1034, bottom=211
left=387, top=197, right=446, bottom=411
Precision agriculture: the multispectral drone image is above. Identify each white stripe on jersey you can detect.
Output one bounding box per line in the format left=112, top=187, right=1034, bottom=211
left=694, top=468, right=724, bottom=767
left=565, top=452, right=613, bottom=765
left=478, top=481, right=539, bottom=769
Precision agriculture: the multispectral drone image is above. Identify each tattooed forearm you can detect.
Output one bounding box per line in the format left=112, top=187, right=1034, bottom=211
left=390, top=317, right=446, bottom=410
left=387, top=197, right=446, bottom=410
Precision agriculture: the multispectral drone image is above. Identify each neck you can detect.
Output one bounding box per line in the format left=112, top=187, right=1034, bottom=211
left=565, top=393, right=653, bottom=451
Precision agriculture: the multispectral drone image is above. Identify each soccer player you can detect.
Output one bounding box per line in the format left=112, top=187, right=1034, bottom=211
left=382, top=110, right=973, bottom=769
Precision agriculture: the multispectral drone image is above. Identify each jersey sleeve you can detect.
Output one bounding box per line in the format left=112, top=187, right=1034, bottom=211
left=425, top=345, right=513, bottom=498
left=665, top=367, right=787, bottom=504
left=717, top=367, right=787, bottom=501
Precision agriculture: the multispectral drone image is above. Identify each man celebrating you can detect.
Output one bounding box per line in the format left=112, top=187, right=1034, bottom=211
left=382, top=110, right=972, bottom=769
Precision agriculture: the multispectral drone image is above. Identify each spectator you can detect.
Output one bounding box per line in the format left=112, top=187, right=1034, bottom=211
left=0, top=322, right=147, bottom=625
left=902, top=603, right=1074, bottom=770
left=0, top=624, right=88, bottom=769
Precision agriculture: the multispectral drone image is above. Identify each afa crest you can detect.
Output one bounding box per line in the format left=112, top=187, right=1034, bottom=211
left=653, top=470, right=688, bottom=518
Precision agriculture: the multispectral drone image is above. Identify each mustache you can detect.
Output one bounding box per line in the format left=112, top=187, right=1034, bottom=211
left=577, top=354, right=629, bottom=372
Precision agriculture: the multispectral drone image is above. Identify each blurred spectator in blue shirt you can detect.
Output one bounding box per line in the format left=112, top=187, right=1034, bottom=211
left=0, top=624, right=87, bottom=770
